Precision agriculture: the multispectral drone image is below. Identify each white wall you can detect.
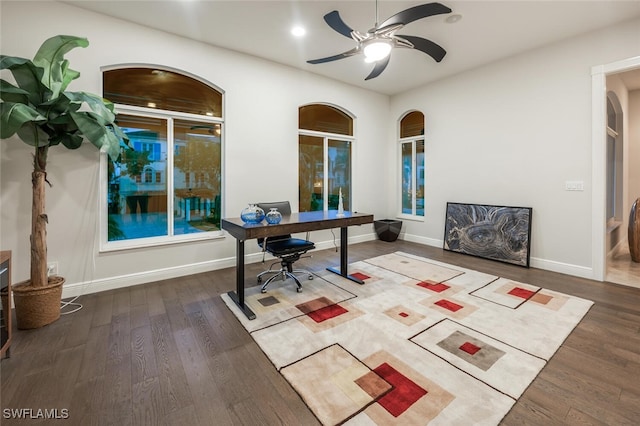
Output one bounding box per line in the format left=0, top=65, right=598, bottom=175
left=605, top=74, right=628, bottom=252
left=389, top=18, right=640, bottom=277
left=2, top=1, right=639, bottom=295
left=607, top=76, right=640, bottom=253
left=0, top=1, right=389, bottom=296
left=629, top=90, right=640, bottom=218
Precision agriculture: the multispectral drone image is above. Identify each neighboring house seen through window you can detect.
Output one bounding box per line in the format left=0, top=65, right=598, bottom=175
left=102, top=67, right=223, bottom=249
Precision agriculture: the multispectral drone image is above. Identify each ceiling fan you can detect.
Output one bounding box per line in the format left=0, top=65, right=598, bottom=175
left=307, top=2, right=452, bottom=80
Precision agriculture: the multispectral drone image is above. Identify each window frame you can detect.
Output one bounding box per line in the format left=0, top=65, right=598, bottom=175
left=397, top=112, right=425, bottom=221
left=298, top=128, right=356, bottom=212
left=298, top=103, right=356, bottom=213
left=99, top=104, right=225, bottom=252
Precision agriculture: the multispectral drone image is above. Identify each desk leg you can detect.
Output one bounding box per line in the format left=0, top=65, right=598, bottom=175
left=227, top=239, right=256, bottom=320
left=327, top=226, right=365, bottom=285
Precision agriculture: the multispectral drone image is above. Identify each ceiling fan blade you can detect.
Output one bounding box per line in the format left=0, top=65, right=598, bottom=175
left=307, top=48, right=360, bottom=64
left=378, top=3, right=452, bottom=29
left=324, top=10, right=354, bottom=39
left=396, top=35, right=447, bottom=62
left=365, top=55, right=391, bottom=80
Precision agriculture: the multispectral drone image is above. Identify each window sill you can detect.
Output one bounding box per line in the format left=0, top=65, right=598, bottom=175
left=396, top=214, right=425, bottom=222
left=606, top=220, right=622, bottom=234
left=100, top=230, right=226, bottom=253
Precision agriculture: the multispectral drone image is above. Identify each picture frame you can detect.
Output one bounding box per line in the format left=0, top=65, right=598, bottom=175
left=443, top=202, right=533, bottom=267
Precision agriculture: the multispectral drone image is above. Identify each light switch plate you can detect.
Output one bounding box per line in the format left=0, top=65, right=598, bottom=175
left=565, top=181, right=584, bottom=191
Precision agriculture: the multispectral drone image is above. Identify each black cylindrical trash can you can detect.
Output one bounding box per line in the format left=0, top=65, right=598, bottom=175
left=374, top=219, right=402, bottom=242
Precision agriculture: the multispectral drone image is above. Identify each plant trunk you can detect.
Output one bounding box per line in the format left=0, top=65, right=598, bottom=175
left=30, top=146, right=48, bottom=288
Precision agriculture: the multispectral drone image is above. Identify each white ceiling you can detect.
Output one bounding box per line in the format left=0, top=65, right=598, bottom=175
left=63, top=0, right=640, bottom=95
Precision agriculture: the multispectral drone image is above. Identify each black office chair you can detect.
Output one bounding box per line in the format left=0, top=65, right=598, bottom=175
left=256, top=201, right=315, bottom=293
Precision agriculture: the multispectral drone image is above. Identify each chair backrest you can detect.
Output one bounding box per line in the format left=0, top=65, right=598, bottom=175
left=256, top=201, right=291, bottom=216
left=256, top=201, right=292, bottom=244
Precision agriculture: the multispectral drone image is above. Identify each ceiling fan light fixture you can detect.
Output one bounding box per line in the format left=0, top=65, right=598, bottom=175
left=363, top=39, right=392, bottom=62
left=291, top=25, right=306, bottom=37
left=307, top=3, right=452, bottom=79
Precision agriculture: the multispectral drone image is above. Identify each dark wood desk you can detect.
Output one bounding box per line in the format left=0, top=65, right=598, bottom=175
left=222, top=210, right=374, bottom=320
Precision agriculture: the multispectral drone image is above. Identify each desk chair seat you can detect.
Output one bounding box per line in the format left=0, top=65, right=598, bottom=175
left=256, top=202, right=315, bottom=293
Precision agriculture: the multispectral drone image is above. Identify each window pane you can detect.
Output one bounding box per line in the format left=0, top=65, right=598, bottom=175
left=416, top=140, right=425, bottom=216
left=104, top=68, right=222, bottom=117
left=109, top=115, right=168, bottom=241
left=173, top=120, right=222, bottom=234
left=299, top=104, right=353, bottom=135
left=400, top=111, right=424, bottom=138
left=299, top=135, right=324, bottom=212
left=328, top=140, right=351, bottom=211
left=606, top=134, right=616, bottom=220
left=401, top=142, right=413, bottom=214
left=607, top=98, right=616, bottom=131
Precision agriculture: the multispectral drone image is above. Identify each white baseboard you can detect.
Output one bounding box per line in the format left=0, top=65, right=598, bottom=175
left=61, top=231, right=596, bottom=299
left=529, top=258, right=594, bottom=279
left=400, top=233, right=442, bottom=248
left=400, top=233, right=596, bottom=280
left=62, top=256, right=237, bottom=299
left=61, top=232, right=378, bottom=299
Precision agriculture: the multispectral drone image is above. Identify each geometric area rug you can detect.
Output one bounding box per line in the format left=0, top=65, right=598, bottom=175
left=221, top=252, right=593, bottom=425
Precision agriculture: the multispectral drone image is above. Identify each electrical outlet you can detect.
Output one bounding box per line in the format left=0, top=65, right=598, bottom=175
left=47, top=261, right=58, bottom=276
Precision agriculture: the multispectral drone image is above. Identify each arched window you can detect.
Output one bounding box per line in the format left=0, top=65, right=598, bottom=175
left=143, top=166, right=153, bottom=184
left=399, top=111, right=425, bottom=217
left=299, top=104, right=354, bottom=212
left=103, top=68, right=222, bottom=116
left=103, top=67, right=223, bottom=248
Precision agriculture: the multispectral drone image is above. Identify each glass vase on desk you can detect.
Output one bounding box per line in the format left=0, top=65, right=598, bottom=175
left=240, top=204, right=265, bottom=224
left=265, top=208, right=282, bottom=224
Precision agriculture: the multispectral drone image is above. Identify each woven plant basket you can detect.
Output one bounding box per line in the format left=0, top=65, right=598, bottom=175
left=12, top=276, right=64, bottom=330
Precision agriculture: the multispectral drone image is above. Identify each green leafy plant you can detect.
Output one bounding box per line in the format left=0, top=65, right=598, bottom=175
left=1, top=35, right=129, bottom=289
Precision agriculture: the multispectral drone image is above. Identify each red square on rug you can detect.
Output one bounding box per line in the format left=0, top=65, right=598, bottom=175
left=459, top=341, right=481, bottom=355
left=508, top=287, right=535, bottom=299
left=373, top=362, right=427, bottom=417
left=307, top=304, right=348, bottom=323
left=351, top=272, right=370, bottom=281
left=296, top=297, right=334, bottom=314
left=435, top=299, right=463, bottom=312
left=417, top=281, right=450, bottom=293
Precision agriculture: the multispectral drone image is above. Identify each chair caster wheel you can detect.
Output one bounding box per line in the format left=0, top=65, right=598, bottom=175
left=261, top=289, right=267, bottom=294
left=308, top=275, right=314, bottom=280
left=296, top=288, right=302, bottom=293
left=257, top=277, right=262, bottom=284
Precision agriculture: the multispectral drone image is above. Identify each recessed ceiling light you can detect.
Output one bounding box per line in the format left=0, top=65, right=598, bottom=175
left=445, top=14, right=462, bottom=24
left=291, top=26, right=306, bottom=37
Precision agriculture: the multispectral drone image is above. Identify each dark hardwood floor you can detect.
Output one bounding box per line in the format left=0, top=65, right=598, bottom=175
left=1, top=240, right=639, bottom=425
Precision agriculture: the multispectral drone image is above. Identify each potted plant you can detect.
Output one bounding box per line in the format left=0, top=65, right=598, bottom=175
left=0, top=35, right=129, bottom=329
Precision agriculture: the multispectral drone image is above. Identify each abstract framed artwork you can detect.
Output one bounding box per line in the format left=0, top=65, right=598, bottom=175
left=443, top=202, right=533, bottom=267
